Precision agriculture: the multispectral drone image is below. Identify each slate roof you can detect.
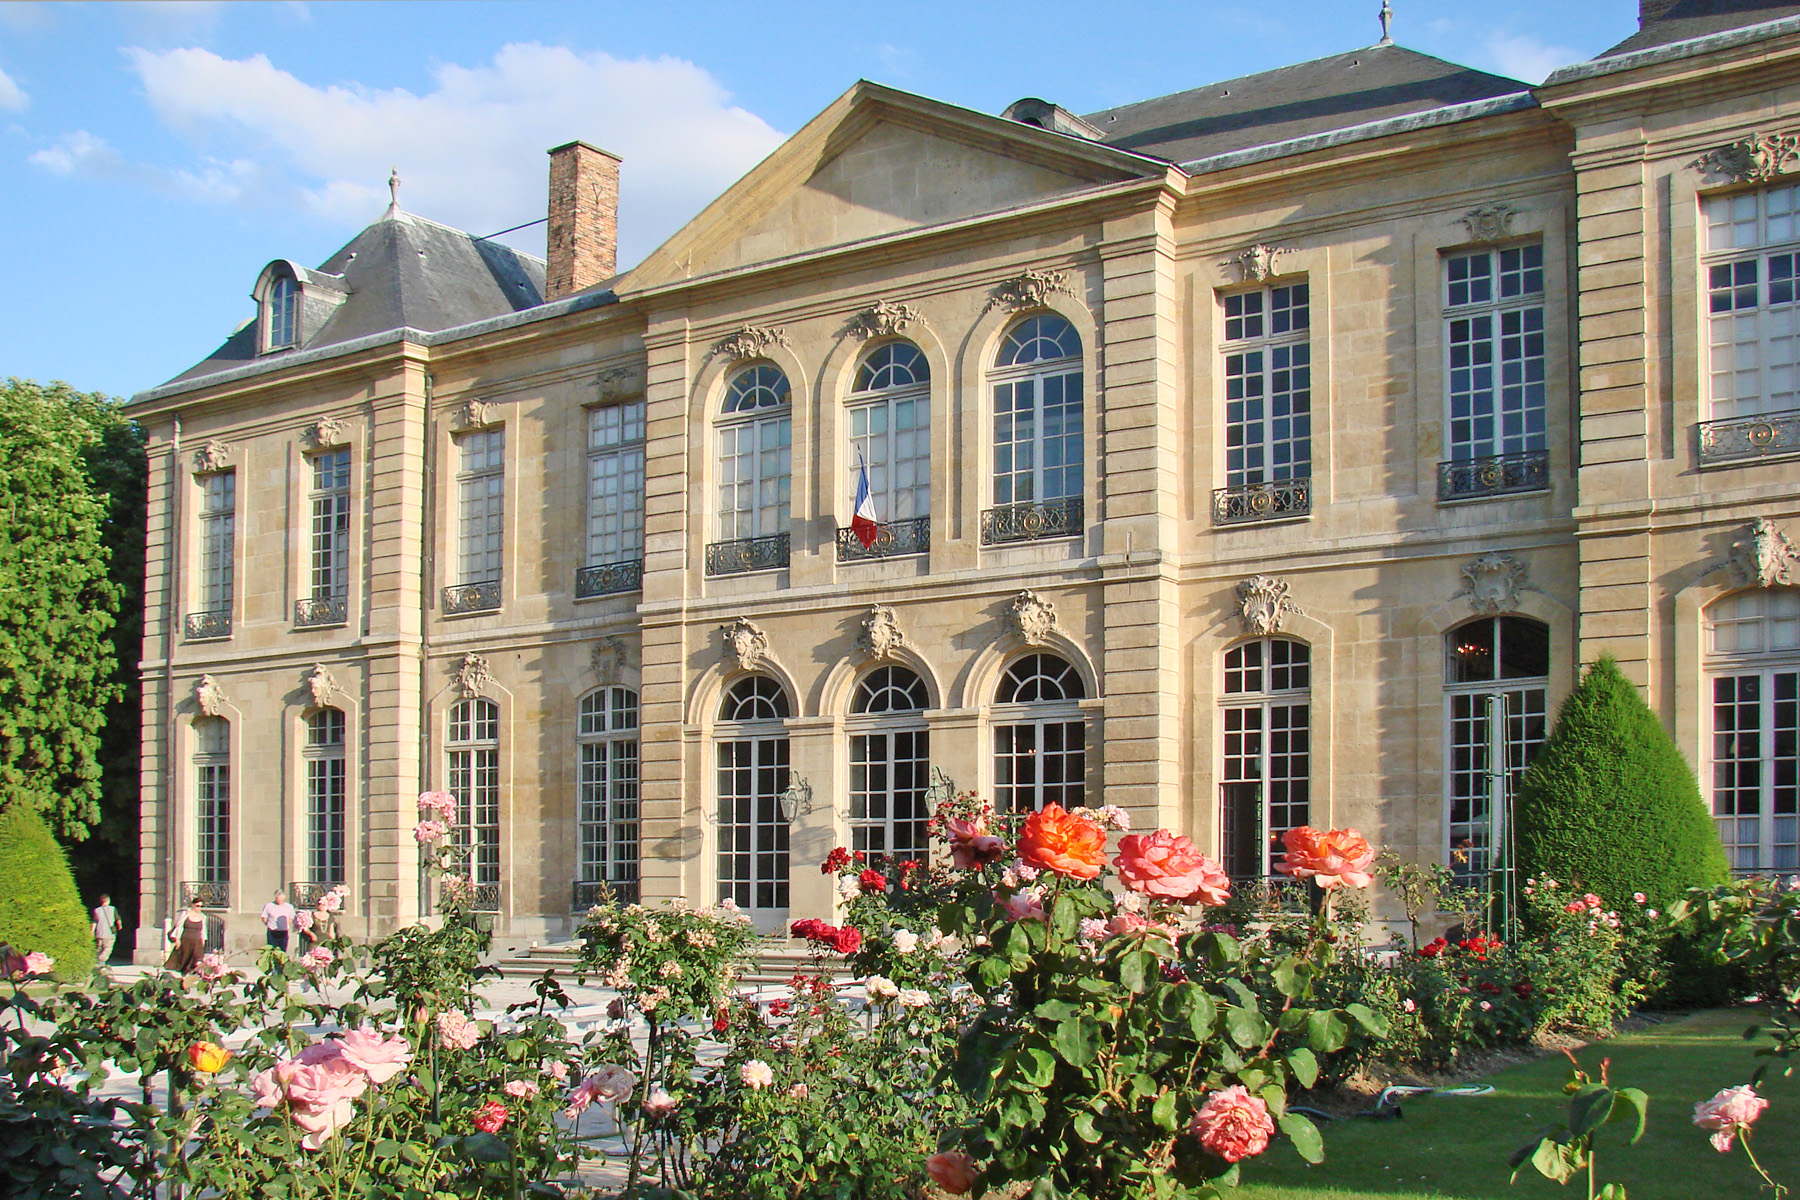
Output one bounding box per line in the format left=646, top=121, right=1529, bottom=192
left=1081, top=44, right=1530, bottom=167
left=166, top=208, right=546, bottom=385
left=1603, top=0, right=1800, bottom=55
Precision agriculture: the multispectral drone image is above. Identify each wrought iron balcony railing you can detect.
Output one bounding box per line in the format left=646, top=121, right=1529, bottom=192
left=294, top=595, right=348, bottom=628
left=1226, top=875, right=1317, bottom=918
left=1212, top=478, right=1312, bottom=525
left=1699, top=409, right=1800, bottom=465
left=572, top=878, right=641, bottom=911
left=184, top=610, right=232, bottom=640
left=837, top=516, right=930, bottom=561
left=181, top=880, right=230, bottom=909
left=705, top=533, right=790, bottom=577
left=442, top=579, right=502, bottom=615
left=980, top=497, right=1084, bottom=545
left=288, top=880, right=344, bottom=909
left=1437, top=449, right=1550, bottom=502
left=470, top=882, right=502, bottom=912
left=575, top=558, right=644, bottom=598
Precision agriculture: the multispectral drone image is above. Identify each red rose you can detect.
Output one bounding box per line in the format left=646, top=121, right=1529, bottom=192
left=858, top=868, right=889, bottom=894
left=472, top=1100, right=509, bottom=1133
left=830, top=926, right=863, bottom=955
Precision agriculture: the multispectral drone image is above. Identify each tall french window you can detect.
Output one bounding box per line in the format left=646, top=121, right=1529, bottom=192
left=1445, top=245, right=1546, bottom=462
left=578, top=687, right=640, bottom=901
left=847, top=342, right=931, bottom=523
left=308, top=449, right=351, bottom=606
left=991, top=315, right=1083, bottom=511
left=1223, top=285, right=1311, bottom=490
left=1220, top=638, right=1311, bottom=879
left=1444, top=616, right=1549, bottom=886
left=716, top=365, right=792, bottom=542
left=197, top=471, right=236, bottom=623
left=716, top=676, right=791, bottom=916
left=849, top=666, right=931, bottom=862
left=195, top=717, right=230, bottom=884
left=1707, top=588, right=1800, bottom=873
left=447, top=699, right=501, bottom=892
left=993, top=654, right=1086, bottom=813
left=267, top=274, right=298, bottom=350
left=304, top=708, right=347, bottom=885
left=1704, top=184, right=1800, bottom=420
left=585, top=401, right=646, bottom=576
left=455, top=429, right=505, bottom=587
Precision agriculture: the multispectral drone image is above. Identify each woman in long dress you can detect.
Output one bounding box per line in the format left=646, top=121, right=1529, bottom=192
left=164, top=899, right=206, bottom=973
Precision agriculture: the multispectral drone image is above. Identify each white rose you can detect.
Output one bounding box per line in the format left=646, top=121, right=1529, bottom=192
left=892, top=929, right=920, bottom=954
left=897, top=988, right=931, bottom=1009
left=865, top=975, right=899, bottom=1000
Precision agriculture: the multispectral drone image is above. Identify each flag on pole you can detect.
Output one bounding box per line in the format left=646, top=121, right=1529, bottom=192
left=851, top=456, right=880, bottom=548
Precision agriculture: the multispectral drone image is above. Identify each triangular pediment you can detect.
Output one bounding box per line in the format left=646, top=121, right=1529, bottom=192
left=625, top=82, right=1165, bottom=290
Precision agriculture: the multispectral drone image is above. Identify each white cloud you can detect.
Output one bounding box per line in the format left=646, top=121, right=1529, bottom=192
left=114, top=43, right=787, bottom=266
left=1485, top=32, right=1584, bottom=84
left=0, top=65, right=26, bottom=112
left=29, top=130, right=121, bottom=175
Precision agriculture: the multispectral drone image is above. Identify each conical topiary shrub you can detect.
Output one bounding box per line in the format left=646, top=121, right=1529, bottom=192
left=0, top=803, right=96, bottom=980
left=1514, top=654, right=1729, bottom=910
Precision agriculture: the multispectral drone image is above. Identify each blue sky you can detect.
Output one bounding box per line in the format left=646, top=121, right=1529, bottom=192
left=1, top=0, right=1646, bottom=399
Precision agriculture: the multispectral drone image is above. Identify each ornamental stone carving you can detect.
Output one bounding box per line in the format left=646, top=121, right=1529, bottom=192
left=1007, top=590, right=1058, bottom=646
left=590, top=636, right=628, bottom=685
left=306, top=664, right=338, bottom=708
left=858, top=605, right=906, bottom=660
left=193, top=440, right=232, bottom=473
left=303, top=416, right=345, bottom=448
left=194, top=674, right=227, bottom=717
left=451, top=399, right=494, bottom=431
left=708, top=325, right=789, bottom=364
left=455, top=652, right=493, bottom=697
left=595, top=365, right=642, bottom=399
left=1458, top=552, right=1530, bottom=614
left=721, top=618, right=770, bottom=672
left=1458, top=203, right=1516, bottom=243
left=1223, top=243, right=1295, bottom=283
left=1235, top=575, right=1302, bottom=637
left=844, top=300, right=925, bottom=341
left=983, top=269, right=1074, bottom=314
left=1694, top=131, right=1800, bottom=184
left=1729, top=517, right=1799, bottom=589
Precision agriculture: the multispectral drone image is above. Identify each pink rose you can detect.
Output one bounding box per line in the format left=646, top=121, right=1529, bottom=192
left=1114, top=830, right=1232, bottom=904
left=332, top=1027, right=412, bottom=1085
left=417, top=791, right=457, bottom=819
left=943, top=815, right=1005, bottom=870
left=22, top=951, right=53, bottom=976
left=300, top=947, right=333, bottom=971
left=471, top=1100, right=508, bottom=1133
left=1106, top=913, right=1175, bottom=940
left=1273, top=826, right=1375, bottom=890
left=258, top=1044, right=372, bottom=1150
left=787, top=1082, right=809, bottom=1100
left=544, top=1060, right=569, bottom=1083
left=1000, top=890, right=1046, bottom=923
left=196, top=951, right=230, bottom=981
left=1632, top=892, right=1647, bottom=905
left=1694, top=1085, right=1769, bottom=1152
left=503, top=1079, right=540, bottom=1100
left=643, top=1087, right=677, bottom=1117
left=926, top=1151, right=979, bottom=1195
left=1191, top=1085, right=1276, bottom=1163
left=318, top=891, right=344, bottom=914
left=740, top=1060, right=774, bottom=1089
left=413, top=820, right=447, bottom=844
left=565, top=1064, right=637, bottom=1118
left=294, top=910, right=314, bottom=932
left=436, top=1011, right=481, bottom=1051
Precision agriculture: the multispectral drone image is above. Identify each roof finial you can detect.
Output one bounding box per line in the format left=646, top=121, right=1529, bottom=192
left=1377, top=0, right=1394, bottom=45
left=387, top=166, right=401, bottom=214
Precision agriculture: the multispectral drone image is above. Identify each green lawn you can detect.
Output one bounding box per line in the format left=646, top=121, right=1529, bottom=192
left=1235, top=1010, right=1799, bottom=1200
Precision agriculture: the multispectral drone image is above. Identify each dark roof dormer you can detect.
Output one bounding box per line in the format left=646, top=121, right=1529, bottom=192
left=251, top=259, right=350, bottom=356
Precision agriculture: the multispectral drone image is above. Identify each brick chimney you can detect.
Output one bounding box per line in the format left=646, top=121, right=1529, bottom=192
left=1640, top=0, right=1681, bottom=25
left=545, top=140, right=621, bottom=299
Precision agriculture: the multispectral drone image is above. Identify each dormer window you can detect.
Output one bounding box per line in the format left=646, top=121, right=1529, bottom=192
left=266, top=273, right=298, bottom=351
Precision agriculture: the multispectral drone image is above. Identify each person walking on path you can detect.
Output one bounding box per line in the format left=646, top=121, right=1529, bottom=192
left=164, top=898, right=206, bottom=974
left=91, top=893, right=121, bottom=965
left=260, top=889, right=297, bottom=953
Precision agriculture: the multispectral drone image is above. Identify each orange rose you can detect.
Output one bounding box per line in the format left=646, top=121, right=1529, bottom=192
left=1272, top=826, right=1375, bottom=889
left=188, top=1041, right=232, bottom=1073
left=1018, top=804, right=1107, bottom=880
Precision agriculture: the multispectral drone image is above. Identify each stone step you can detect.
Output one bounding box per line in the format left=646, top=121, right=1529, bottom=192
left=491, top=940, right=848, bottom=986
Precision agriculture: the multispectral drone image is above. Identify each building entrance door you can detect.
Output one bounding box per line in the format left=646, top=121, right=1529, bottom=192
left=716, top=736, right=791, bottom=931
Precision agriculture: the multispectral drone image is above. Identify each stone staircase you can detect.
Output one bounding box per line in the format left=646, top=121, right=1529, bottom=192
left=492, top=940, right=849, bottom=987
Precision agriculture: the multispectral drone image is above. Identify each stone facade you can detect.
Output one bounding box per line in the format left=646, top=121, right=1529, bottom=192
left=125, top=17, right=1800, bottom=955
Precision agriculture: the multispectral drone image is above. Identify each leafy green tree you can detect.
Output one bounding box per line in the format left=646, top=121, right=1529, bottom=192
left=1515, top=654, right=1729, bottom=910
left=0, top=802, right=96, bottom=979
left=0, top=378, right=126, bottom=837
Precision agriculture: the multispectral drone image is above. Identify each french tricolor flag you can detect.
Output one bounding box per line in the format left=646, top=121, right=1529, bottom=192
left=850, top=457, right=880, bottom=548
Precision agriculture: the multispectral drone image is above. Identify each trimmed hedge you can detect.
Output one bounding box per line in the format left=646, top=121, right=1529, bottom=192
left=0, top=803, right=96, bottom=980
left=1515, top=654, right=1729, bottom=910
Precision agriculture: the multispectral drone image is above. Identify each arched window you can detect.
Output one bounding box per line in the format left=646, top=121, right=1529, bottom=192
left=713, top=364, right=792, bottom=572
left=849, top=666, right=931, bottom=861
left=578, top=688, right=640, bottom=903
left=1220, top=639, right=1310, bottom=878
left=304, top=708, right=347, bottom=886
left=1706, top=588, right=1800, bottom=872
left=447, top=699, right=501, bottom=899
left=986, top=314, right=1084, bottom=544
left=266, top=272, right=298, bottom=351
left=845, top=343, right=930, bottom=555
left=717, top=676, right=791, bottom=916
left=1444, top=616, right=1550, bottom=886
left=194, top=717, right=230, bottom=886
left=993, top=653, right=1086, bottom=812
